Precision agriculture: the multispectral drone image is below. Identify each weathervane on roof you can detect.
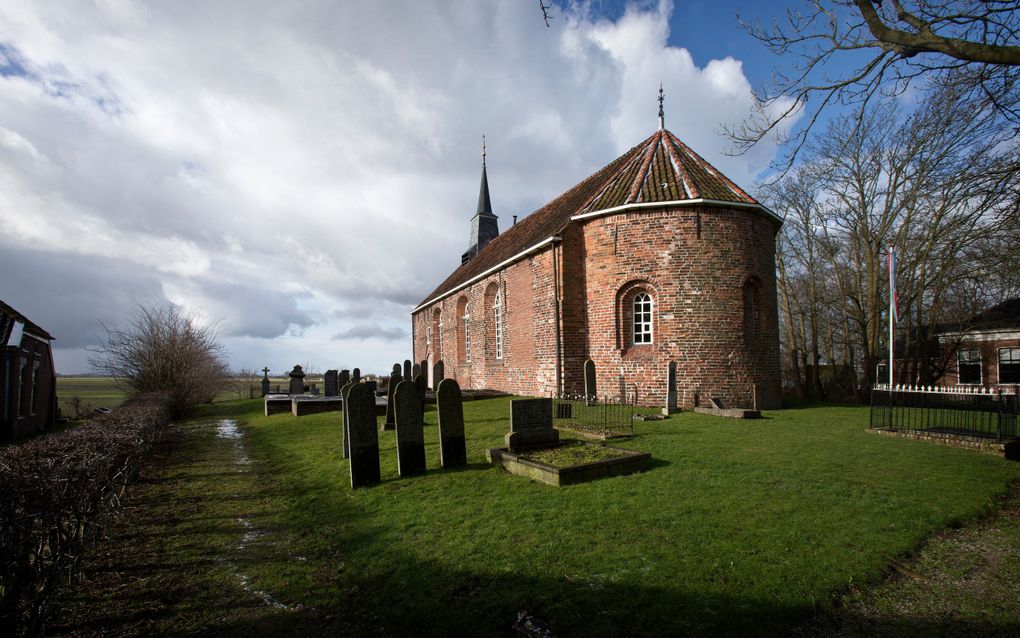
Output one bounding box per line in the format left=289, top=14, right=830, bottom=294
left=482, top=134, right=487, bottom=168
left=658, top=83, right=665, bottom=131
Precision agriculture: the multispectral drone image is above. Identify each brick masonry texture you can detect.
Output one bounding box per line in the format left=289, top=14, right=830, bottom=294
left=413, top=203, right=781, bottom=409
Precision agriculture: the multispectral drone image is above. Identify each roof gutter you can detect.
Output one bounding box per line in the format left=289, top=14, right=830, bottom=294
left=569, top=198, right=783, bottom=225
left=412, top=235, right=562, bottom=313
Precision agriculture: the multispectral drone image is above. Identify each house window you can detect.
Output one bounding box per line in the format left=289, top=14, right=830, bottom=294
left=494, top=291, right=503, bottom=359
left=958, top=349, right=982, bottom=385
left=633, top=292, right=653, bottom=344
left=30, top=364, right=40, bottom=415
left=464, top=305, right=471, bottom=364
left=999, top=347, right=1020, bottom=384
left=18, top=361, right=28, bottom=417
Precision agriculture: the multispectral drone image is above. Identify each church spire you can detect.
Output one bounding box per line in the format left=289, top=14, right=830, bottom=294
left=463, top=134, right=499, bottom=264
left=477, top=135, right=492, bottom=215
left=658, top=83, right=665, bottom=131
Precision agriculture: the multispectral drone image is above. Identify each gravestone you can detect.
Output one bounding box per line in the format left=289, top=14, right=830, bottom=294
left=339, top=369, right=351, bottom=387
left=288, top=365, right=306, bottom=395
left=403, top=359, right=412, bottom=382
left=324, top=370, right=338, bottom=397
left=392, top=363, right=401, bottom=377
left=261, top=366, right=271, bottom=397
left=394, top=381, right=426, bottom=476
left=352, top=367, right=361, bottom=382
left=365, top=379, right=377, bottom=394
left=413, top=374, right=427, bottom=417
left=383, top=372, right=401, bottom=430
left=584, top=359, right=597, bottom=402
left=663, top=360, right=678, bottom=415
left=339, top=381, right=355, bottom=459
left=506, top=398, right=558, bottom=452
left=419, top=360, right=428, bottom=383
left=346, top=383, right=380, bottom=488
left=436, top=378, right=467, bottom=467
left=412, top=363, right=420, bottom=379
left=433, top=360, right=445, bottom=388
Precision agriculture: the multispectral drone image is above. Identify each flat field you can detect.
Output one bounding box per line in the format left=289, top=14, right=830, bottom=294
left=51, top=398, right=1020, bottom=636
left=55, top=376, right=126, bottom=415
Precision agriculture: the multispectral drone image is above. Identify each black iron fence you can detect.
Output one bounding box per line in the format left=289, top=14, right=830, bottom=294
left=870, top=384, right=1018, bottom=441
left=552, top=394, right=635, bottom=437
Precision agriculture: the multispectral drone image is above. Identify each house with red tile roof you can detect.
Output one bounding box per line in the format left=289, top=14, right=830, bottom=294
left=1, top=299, right=58, bottom=439
left=412, top=107, right=782, bottom=409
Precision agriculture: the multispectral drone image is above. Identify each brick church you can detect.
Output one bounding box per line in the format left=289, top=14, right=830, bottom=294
left=412, top=104, right=782, bottom=409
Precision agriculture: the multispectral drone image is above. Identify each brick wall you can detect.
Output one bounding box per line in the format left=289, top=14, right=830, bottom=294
left=413, top=204, right=782, bottom=409
left=940, top=335, right=1020, bottom=389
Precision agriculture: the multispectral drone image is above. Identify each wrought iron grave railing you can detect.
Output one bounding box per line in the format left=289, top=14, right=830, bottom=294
left=870, top=384, right=1018, bottom=441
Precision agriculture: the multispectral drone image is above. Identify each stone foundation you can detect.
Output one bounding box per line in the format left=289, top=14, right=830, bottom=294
left=869, top=428, right=1019, bottom=460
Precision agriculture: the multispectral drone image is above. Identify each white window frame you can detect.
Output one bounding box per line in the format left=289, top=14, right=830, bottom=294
left=997, top=347, right=1020, bottom=384
left=494, top=290, right=503, bottom=359
left=633, top=292, right=653, bottom=344
left=957, top=348, right=982, bottom=385
left=463, top=305, right=471, bottom=364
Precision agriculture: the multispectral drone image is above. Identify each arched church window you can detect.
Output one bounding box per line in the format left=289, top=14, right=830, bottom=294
left=463, top=304, right=471, bottom=364
left=633, top=292, right=653, bottom=344
left=494, top=290, right=503, bottom=359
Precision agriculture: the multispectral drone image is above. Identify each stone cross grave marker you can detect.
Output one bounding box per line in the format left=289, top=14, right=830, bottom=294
left=436, top=378, right=467, bottom=468
left=352, top=367, right=361, bottom=382
left=261, top=366, right=270, bottom=397
left=339, top=369, right=351, bottom=387
left=383, top=371, right=401, bottom=430
left=403, top=359, right=412, bottom=382
left=288, top=365, right=306, bottom=395
left=584, top=359, right=597, bottom=402
left=324, top=370, right=338, bottom=397
left=506, top=398, right=558, bottom=452
left=394, top=380, right=426, bottom=476
left=339, top=381, right=355, bottom=459
left=664, top=360, right=678, bottom=415
left=433, top=360, right=444, bottom=388
left=346, top=383, right=381, bottom=488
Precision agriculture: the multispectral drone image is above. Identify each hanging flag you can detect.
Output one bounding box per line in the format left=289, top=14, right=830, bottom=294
left=888, top=247, right=899, bottom=324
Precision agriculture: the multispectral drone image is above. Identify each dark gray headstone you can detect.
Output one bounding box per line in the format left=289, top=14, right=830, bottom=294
left=288, top=365, right=306, bottom=395
left=506, top=398, right=558, bottom=452
left=419, top=360, right=428, bottom=382
left=584, top=359, right=597, bottom=401
left=394, top=381, right=426, bottom=477
left=352, top=367, right=361, bottom=382
left=412, top=363, right=421, bottom=380
left=433, top=360, right=445, bottom=388
left=666, top=360, right=678, bottom=412
left=392, top=363, right=401, bottom=377
left=403, top=359, right=412, bottom=381
left=383, top=372, right=401, bottom=430
left=365, top=379, right=377, bottom=394
left=436, top=378, right=466, bottom=468
left=414, top=374, right=427, bottom=418
left=339, top=369, right=351, bottom=387
left=324, top=370, right=338, bottom=397
left=339, top=382, right=355, bottom=459
left=346, top=383, right=380, bottom=488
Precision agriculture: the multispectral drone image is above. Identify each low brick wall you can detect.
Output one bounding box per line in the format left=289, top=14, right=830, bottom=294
left=869, top=428, right=1019, bottom=460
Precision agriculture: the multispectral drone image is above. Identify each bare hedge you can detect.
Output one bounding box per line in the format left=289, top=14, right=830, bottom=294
left=0, top=393, right=171, bottom=636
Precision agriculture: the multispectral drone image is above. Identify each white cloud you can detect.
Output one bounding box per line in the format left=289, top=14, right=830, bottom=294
left=0, top=0, right=785, bottom=374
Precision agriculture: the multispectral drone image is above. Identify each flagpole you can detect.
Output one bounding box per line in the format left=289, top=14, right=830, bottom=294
left=888, top=246, right=895, bottom=387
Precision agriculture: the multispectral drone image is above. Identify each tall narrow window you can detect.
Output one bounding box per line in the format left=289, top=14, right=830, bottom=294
left=633, top=293, right=653, bottom=344
left=464, top=305, right=471, bottom=363
left=17, top=362, right=27, bottom=417
left=958, top=349, right=982, bottom=385
left=999, top=347, right=1020, bottom=384
left=494, top=291, right=503, bottom=359
left=30, top=364, right=40, bottom=415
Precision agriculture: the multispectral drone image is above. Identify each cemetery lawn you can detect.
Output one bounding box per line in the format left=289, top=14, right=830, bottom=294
left=55, top=398, right=1020, bottom=636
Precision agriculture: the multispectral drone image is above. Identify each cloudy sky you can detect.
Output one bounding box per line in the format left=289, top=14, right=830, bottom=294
left=1, top=0, right=795, bottom=375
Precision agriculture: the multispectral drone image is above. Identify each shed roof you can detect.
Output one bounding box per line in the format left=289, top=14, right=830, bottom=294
left=0, top=299, right=55, bottom=344
left=415, top=128, right=776, bottom=310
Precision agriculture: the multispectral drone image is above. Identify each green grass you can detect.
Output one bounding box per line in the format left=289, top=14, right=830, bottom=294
left=522, top=441, right=630, bottom=465
left=52, top=399, right=1020, bottom=636
left=55, top=376, right=126, bottom=415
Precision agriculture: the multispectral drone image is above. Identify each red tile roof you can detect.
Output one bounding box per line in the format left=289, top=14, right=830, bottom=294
left=416, top=128, right=773, bottom=310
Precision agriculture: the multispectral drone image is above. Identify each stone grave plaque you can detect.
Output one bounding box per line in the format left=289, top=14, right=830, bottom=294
left=340, top=382, right=354, bottom=459
left=436, top=378, right=466, bottom=468
left=664, top=360, right=678, bottom=414
left=324, top=370, right=338, bottom=397
left=383, top=372, right=401, bottom=430
left=394, top=381, right=426, bottom=477
left=506, top=398, right=558, bottom=452
left=403, top=359, right=412, bottom=382
left=346, top=383, right=380, bottom=488
left=584, top=359, right=597, bottom=401
left=288, top=365, right=305, bottom=395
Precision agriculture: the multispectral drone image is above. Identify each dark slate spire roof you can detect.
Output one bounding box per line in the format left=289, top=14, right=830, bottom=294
left=476, top=162, right=493, bottom=215
left=418, top=128, right=777, bottom=309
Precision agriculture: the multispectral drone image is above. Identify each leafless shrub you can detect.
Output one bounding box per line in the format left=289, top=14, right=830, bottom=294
left=234, top=368, right=261, bottom=400
left=89, top=305, right=231, bottom=418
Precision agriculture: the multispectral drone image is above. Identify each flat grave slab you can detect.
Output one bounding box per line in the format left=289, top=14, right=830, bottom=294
left=487, top=441, right=650, bottom=487
left=264, top=394, right=292, bottom=416
left=291, top=396, right=343, bottom=416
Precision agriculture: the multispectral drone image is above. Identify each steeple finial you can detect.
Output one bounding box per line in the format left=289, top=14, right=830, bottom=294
left=657, top=83, right=665, bottom=130
left=482, top=134, right=487, bottom=168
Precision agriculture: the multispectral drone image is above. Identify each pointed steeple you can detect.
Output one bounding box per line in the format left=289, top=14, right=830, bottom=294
left=462, top=135, right=500, bottom=264
left=658, top=83, right=665, bottom=131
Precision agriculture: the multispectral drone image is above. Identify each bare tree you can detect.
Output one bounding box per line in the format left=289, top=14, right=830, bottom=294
left=732, top=1, right=1020, bottom=169
left=89, top=305, right=231, bottom=417
left=234, top=368, right=261, bottom=400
